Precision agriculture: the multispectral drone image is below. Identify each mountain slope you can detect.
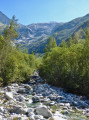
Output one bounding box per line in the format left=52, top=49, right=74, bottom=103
left=0, top=11, right=62, bottom=53
left=66, top=20, right=89, bottom=42
left=16, top=22, right=62, bottom=53
left=52, top=14, right=89, bottom=44
left=17, top=22, right=60, bottom=43
left=1, top=11, right=89, bottom=53
left=19, top=14, right=89, bottom=53
left=0, top=11, right=10, bottom=25
left=26, top=14, right=89, bottom=53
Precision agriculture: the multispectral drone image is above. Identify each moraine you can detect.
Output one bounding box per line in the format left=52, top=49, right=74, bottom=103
left=0, top=72, right=89, bottom=120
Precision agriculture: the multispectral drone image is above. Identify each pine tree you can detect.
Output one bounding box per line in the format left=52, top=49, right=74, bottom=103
left=1, top=16, right=18, bottom=73
left=52, top=38, right=57, bottom=48
left=44, top=36, right=57, bottom=52
left=60, top=40, right=67, bottom=48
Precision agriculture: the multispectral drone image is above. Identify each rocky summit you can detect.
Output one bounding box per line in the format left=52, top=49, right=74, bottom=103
left=0, top=72, right=89, bottom=120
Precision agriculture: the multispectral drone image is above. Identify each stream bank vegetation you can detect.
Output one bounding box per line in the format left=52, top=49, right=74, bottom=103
left=0, top=16, right=89, bottom=98
left=39, top=33, right=89, bottom=97
left=0, top=16, right=37, bottom=86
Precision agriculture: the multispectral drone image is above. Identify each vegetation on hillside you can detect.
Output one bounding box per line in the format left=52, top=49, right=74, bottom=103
left=53, top=14, right=89, bottom=45
left=0, top=16, right=37, bottom=85
left=39, top=33, right=89, bottom=97
left=0, top=14, right=89, bottom=98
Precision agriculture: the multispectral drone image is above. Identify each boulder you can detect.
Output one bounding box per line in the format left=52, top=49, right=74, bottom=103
left=34, top=115, right=43, bottom=119
left=32, top=96, right=40, bottom=103
left=5, top=92, right=13, bottom=100
left=27, top=108, right=34, bottom=113
left=24, top=85, right=32, bottom=90
left=49, top=94, right=57, bottom=101
left=18, top=88, right=26, bottom=93
left=35, top=105, right=52, bottom=118
left=28, top=112, right=35, bottom=117
left=0, top=107, right=4, bottom=113
left=17, top=95, right=26, bottom=101
left=7, top=86, right=12, bottom=91
left=8, top=105, right=27, bottom=114
left=57, top=96, right=64, bottom=103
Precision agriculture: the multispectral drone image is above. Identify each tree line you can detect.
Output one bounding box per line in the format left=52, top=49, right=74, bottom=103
left=0, top=16, right=37, bottom=86
left=39, top=33, right=89, bottom=97
left=1, top=16, right=89, bottom=97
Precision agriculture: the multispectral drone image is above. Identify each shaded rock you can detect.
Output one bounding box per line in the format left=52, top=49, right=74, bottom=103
left=32, top=96, right=40, bottom=103
left=49, top=95, right=57, bottom=101
left=8, top=105, right=27, bottom=114
left=7, top=86, right=12, bottom=91
left=57, top=96, right=64, bottom=103
left=58, top=103, right=65, bottom=106
left=18, top=88, right=26, bottom=93
left=24, top=85, right=32, bottom=90
left=28, top=112, right=35, bottom=117
left=16, top=95, right=26, bottom=102
left=27, top=108, right=34, bottom=113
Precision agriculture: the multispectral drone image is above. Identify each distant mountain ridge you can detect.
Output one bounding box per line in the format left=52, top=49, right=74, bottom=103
left=0, top=11, right=62, bottom=53
left=0, top=11, right=89, bottom=53
left=0, top=11, right=10, bottom=25
left=66, top=20, right=89, bottom=42
left=53, top=14, right=89, bottom=44
left=0, top=11, right=10, bottom=32
left=17, top=22, right=61, bottom=44
left=16, top=22, right=63, bottom=53
left=16, top=22, right=63, bottom=52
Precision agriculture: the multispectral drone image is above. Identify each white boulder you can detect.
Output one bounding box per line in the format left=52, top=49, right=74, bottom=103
left=35, top=105, right=52, bottom=118
left=5, top=92, right=13, bottom=100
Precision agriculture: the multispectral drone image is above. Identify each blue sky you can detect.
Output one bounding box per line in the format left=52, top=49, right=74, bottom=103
left=1, top=0, right=89, bottom=25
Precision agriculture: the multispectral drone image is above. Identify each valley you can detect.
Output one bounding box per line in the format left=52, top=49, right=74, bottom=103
left=1, top=11, right=89, bottom=53
left=0, top=11, right=89, bottom=120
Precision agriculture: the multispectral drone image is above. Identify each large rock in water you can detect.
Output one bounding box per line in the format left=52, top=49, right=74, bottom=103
left=35, top=105, right=52, bottom=118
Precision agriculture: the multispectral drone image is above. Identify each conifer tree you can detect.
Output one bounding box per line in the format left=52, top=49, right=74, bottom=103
left=44, top=36, right=57, bottom=52
left=1, top=16, right=18, bottom=73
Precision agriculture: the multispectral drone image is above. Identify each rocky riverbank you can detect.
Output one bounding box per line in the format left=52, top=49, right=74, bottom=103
left=0, top=72, right=89, bottom=120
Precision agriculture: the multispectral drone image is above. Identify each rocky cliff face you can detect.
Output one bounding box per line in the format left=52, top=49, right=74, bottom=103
left=16, top=22, right=63, bottom=53
left=16, top=22, right=61, bottom=44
